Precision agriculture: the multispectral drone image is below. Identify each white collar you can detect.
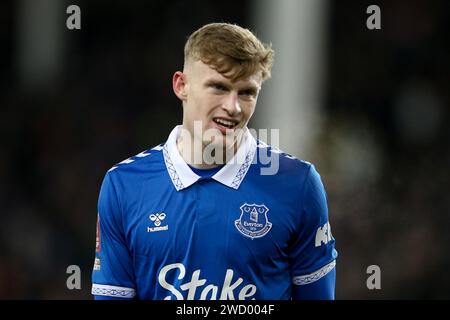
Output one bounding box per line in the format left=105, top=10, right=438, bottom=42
left=163, top=125, right=256, bottom=191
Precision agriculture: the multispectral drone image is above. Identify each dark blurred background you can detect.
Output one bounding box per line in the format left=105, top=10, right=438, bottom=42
left=1, top=0, right=449, bottom=299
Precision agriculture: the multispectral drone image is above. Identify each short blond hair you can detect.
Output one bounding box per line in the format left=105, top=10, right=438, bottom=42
left=184, top=23, right=274, bottom=82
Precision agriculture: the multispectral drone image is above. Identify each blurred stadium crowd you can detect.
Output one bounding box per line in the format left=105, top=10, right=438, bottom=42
left=1, top=0, right=449, bottom=299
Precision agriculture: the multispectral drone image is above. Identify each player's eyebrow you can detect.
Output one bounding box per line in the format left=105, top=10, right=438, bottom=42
left=204, top=79, right=260, bottom=94
left=204, top=79, right=231, bottom=90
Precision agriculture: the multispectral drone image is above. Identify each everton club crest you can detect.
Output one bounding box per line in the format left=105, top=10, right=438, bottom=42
left=235, top=204, right=272, bottom=239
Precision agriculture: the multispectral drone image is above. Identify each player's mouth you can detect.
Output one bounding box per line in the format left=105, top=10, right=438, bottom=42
left=212, top=117, right=239, bottom=133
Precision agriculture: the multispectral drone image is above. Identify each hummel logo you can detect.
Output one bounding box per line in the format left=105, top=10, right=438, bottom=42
left=148, top=212, right=169, bottom=233
left=150, top=212, right=166, bottom=226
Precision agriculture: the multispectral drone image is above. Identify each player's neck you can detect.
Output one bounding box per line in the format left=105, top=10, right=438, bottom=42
left=176, top=134, right=241, bottom=169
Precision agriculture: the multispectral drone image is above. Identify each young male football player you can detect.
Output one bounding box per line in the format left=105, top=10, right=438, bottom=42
left=92, top=23, right=337, bottom=300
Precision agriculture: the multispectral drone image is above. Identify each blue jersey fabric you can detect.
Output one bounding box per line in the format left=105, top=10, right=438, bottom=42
left=92, top=126, right=337, bottom=300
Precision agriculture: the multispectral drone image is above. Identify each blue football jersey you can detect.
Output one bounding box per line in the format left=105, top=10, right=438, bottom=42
left=92, top=126, right=338, bottom=300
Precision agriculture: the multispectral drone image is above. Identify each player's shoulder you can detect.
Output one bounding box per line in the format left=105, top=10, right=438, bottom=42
left=255, top=139, right=314, bottom=175
left=105, top=143, right=165, bottom=177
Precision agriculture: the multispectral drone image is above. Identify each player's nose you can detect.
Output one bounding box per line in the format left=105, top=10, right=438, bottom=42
left=222, top=93, right=241, bottom=116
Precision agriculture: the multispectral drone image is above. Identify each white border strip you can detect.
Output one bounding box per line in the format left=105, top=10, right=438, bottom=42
left=92, top=283, right=136, bottom=298
left=292, top=260, right=336, bottom=286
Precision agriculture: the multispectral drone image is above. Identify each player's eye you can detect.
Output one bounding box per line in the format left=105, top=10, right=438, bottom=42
left=213, top=84, right=227, bottom=91
left=239, top=89, right=257, bottom=99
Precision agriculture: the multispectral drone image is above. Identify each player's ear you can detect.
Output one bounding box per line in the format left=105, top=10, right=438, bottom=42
left=173, top=71, right=188, bottom=101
